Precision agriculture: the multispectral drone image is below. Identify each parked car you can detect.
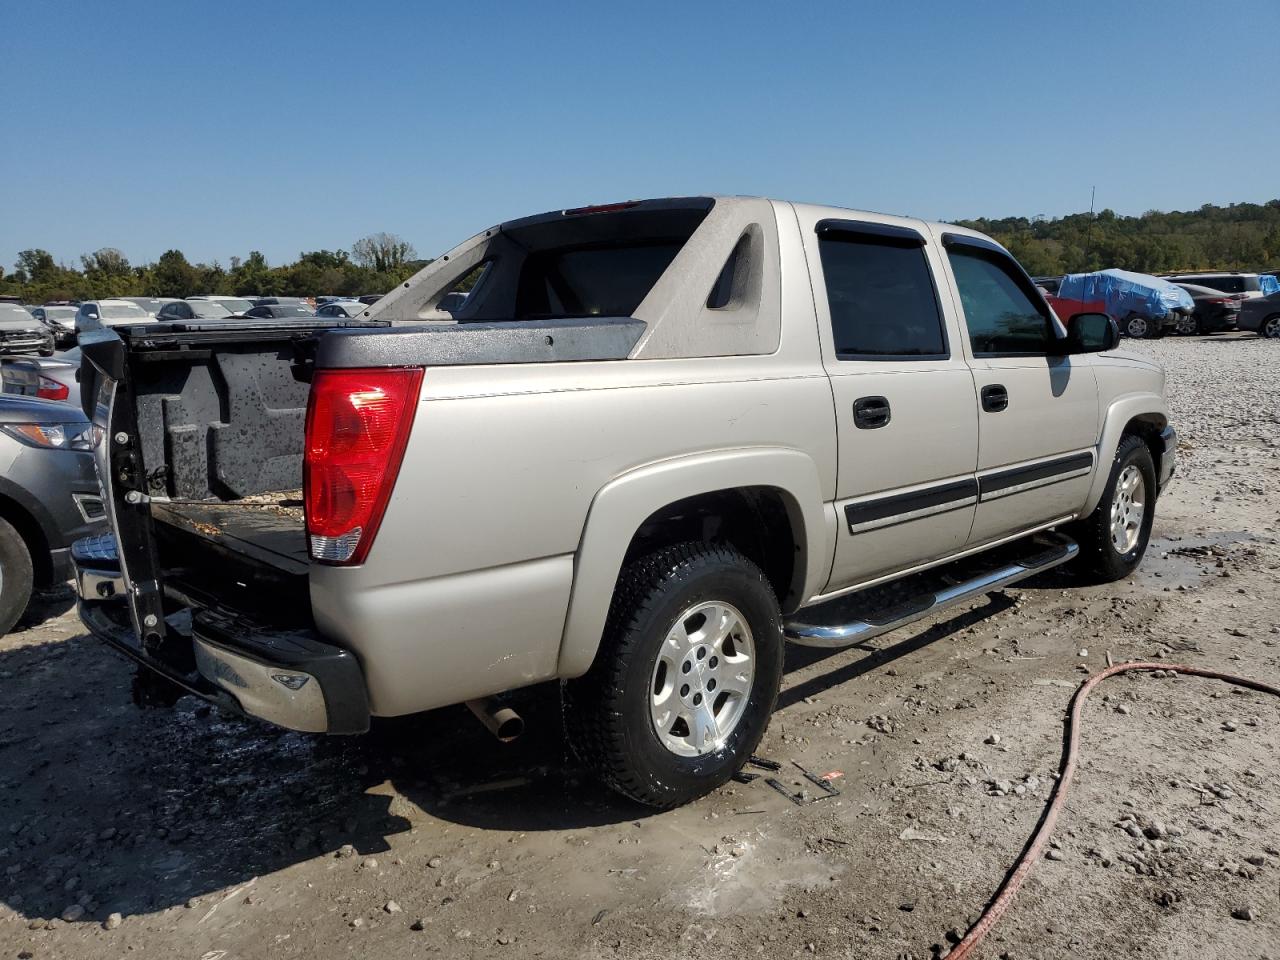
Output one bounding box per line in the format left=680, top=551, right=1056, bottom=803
left=30, top=304, right=80, bottom=348
left=75, top=196, right=1173, bottom=808
left=1162, top=272, right=1265, bottom=299
left=315, top=300, right=365, bottom=318
left=75, top=299, right=154, bottom=333
left=1, top=347, right=82, bottom=407
left=241, top=303, right=316, bottom=319
left=156, top=301, right=233, bottom=321
left=121, top=297, right=180, bottom=317
left=0, top=304, right=55, bottom=356
left=0, top=394, right=106, bottom=634
left=357, top=294, right=383, bottom=305
left=1055, top=269, right=1193, bottom=339
left=1171, top=283, right=1241, bottom=334
left=187, top=295, right=254, bottom=316
left=1237, top=292, right=1280, bottom=338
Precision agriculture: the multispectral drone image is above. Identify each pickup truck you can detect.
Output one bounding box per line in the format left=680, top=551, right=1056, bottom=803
left=74, top=196, right=1175, bottom=808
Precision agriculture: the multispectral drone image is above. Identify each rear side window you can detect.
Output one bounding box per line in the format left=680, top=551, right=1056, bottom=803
left=947, top=246, right=1052, bottom=355
left=515, top=242, right=685, bottom=319
left=817, top=231, right=947, bottom=359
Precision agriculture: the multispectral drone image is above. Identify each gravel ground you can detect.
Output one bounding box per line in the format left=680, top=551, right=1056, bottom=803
left=1, top=334, right=1277, bottom=960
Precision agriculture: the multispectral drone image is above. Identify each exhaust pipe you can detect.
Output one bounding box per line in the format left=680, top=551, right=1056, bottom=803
left=465, top=698, right=524, bottom=743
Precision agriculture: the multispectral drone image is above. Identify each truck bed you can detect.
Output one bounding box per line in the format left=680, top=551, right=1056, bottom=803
left=152, top=494, right=307, bottom=574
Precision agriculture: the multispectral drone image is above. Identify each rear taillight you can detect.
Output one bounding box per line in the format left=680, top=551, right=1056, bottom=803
left=37, top=376, right=69, bottom=401
left=304, top=367, right=423, bottom=565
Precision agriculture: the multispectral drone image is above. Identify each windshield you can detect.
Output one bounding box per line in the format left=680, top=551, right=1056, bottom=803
left=0, top=305, right=34, bottom=322
left=214, top=298, right=253, bottom=313
left=278, top=305, right=314, bottom=317
left=99, top=303, right=150, bottom=320
left=189, top=302, right=232, bottom=318
left=45, top=307, right=77, bottom=320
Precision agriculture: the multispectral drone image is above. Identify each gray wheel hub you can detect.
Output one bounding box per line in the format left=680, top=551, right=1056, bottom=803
left=1109, top=464, right=1146, bottom=554
left=648, top=600, right=755, bottom=757
left=1264, top=316, right=1280, bottom=339
left=1126, top=316, right=1148, bottom=338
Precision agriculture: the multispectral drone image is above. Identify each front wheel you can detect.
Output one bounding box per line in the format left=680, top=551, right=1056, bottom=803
left=1261, top=315, right=1280, bottom=339
left=564, top=542, right=783, bottom=808
left=1123, top=315, right=1149, bottom=338
left=1070, top=434, right=1156, bottom=583
left=0, top=516, right=34, bottom=636
left=1174, top=315, right=1198, bottom=336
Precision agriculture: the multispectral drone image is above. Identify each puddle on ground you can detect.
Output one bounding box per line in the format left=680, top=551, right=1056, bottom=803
left=1135, top=530, right=1256, bottom=591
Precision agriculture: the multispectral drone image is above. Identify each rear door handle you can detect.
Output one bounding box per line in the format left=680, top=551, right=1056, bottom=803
left=981, top=384, right=1009, bottom=413
left=853, top=395, right=891, bottom=429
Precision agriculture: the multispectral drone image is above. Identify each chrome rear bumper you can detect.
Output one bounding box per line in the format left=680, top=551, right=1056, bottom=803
left=72, top=534, right=368, bottom=734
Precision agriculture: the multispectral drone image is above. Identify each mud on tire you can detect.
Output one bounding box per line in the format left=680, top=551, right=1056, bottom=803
left=1070, top=433, right=1157, bottom=584
left=563, top=541, right=783, bottom=809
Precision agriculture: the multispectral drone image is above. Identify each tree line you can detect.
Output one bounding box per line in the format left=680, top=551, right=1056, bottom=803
left=0, top=232, right=425, bottom=304
left=953, top=199, right=1280, bottom=277
left=3, top=199, right=1279, bottom=305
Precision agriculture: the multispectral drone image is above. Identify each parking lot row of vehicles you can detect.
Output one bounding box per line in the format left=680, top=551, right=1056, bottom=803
left=1035, top=270, right=1280, bottom=339
left=2, top=295, right=386, bottom=349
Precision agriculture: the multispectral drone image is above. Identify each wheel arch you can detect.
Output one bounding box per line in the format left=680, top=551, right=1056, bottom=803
left=557, top=448, right=830, bottom=678
left=1081, top=395, right=1168, bottom=517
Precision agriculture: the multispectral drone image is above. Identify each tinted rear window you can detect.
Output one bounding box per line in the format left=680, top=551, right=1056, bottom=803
left=818, top=233, right=947, bottom=358
left=1177, top=276, right=1257, bottom=294
left=515, top=242, right=685, bottom=319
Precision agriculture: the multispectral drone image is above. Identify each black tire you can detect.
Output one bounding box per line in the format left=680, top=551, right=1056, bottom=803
left=1261, top=314, right=1280, bottom=339
left=1070, top=434, right=1156, bottom=583
left=0, top=516, right=34, bottom=636
left=563, top=541, right=783, bottom=809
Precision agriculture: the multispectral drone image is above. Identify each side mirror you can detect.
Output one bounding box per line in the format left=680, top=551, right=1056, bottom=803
left=1063, top=312, right=1119, bottom=354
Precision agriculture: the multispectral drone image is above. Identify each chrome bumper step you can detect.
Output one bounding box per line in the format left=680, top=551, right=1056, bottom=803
left=784, top=532, right=1078, bottom=649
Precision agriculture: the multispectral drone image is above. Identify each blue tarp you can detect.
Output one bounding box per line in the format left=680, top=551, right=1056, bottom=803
left=1056, top=269, right=1194, bottom=319
left=1260, top=274, right=1280, bottom=296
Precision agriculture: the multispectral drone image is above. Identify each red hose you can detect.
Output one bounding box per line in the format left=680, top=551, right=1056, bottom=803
left=946, top=662, right=1280, bottom=960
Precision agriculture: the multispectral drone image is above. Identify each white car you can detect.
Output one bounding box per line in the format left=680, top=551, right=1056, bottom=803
left=75, top=299, right=155, bottom=333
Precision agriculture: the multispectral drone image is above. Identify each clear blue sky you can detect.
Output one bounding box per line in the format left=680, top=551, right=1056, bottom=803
left=1, top=0, right=1274, bottom=269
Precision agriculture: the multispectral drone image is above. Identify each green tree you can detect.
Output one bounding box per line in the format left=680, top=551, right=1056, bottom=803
left=149, top=249, right=201, bottom=297
left=351, top=233, right=416, bottom=273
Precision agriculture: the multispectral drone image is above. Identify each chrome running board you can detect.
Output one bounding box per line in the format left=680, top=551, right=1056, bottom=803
left=784, top=532, right=1078, bottom=649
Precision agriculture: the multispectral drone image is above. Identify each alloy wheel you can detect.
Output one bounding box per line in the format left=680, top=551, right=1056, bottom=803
left=1109, top=464, right=1146, bottom=554
left=648, top=601, right=755, bottom=757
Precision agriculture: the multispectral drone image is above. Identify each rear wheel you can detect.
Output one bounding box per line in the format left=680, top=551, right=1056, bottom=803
left=0, top=517, right=35, bottom=636
left=1262, top=315, right=1280, bottom=339
left=1070, top=434, right=1156, bottom=583
left=563, top=542, right=783, bottom=808
left=1174, top=315, right=1198, bottom=336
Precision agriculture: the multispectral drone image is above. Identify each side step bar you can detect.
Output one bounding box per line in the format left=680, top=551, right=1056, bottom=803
left=784, top=533, right=1078, bottom=649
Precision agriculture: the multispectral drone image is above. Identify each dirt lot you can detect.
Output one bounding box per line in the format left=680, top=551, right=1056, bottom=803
left=2, top=334, right=1277, bottom=960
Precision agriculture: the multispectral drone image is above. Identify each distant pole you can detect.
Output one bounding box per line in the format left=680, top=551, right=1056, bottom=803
left=1083, top=186, right=1096, bottom=269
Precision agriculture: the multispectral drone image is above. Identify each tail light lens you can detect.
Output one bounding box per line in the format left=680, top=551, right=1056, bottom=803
left=37, top=376, right=70, bottom=401
left=304, top=367, right=423, bottom=565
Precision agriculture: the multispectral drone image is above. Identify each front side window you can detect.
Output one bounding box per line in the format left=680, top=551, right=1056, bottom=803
left=817, top=231, right=947, bottom=359
left=947, top=246, right=1052, bottom=355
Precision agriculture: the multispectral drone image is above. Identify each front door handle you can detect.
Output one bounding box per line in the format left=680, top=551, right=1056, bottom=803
left=981, top=384, right=1009, bottom=413
left=853, top=395, right=891, bottom=429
